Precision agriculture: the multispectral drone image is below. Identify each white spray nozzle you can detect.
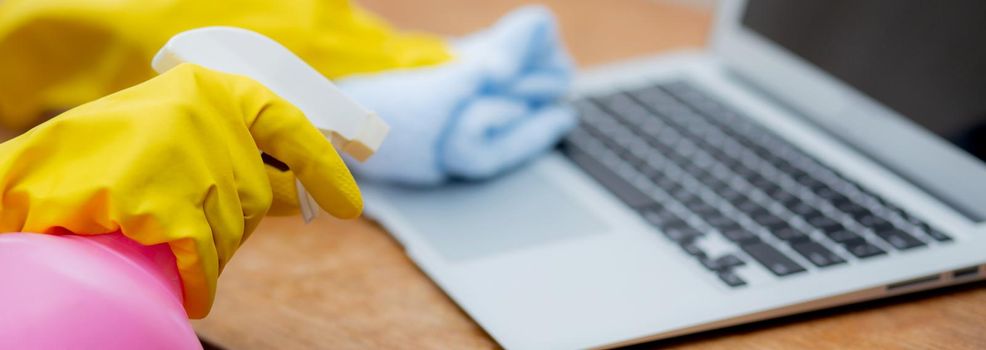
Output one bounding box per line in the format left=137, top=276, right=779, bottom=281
left=152, top=26, right=388, bottom=222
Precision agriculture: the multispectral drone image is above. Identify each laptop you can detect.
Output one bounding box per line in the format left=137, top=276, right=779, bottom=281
left=359, top=1, right=986, bottom=348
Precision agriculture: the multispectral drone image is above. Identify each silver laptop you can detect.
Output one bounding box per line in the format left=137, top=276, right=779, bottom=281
left=360, top=1, right=986, bottom=348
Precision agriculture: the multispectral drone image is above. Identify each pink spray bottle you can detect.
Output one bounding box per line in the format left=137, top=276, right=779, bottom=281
left=0, top=232, right=201, bottom=349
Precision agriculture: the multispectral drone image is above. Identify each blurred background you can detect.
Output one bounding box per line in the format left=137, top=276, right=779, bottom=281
left=357, top=0, right=713, bottom=67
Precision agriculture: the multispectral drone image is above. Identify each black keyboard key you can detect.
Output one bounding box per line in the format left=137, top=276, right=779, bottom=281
left=579, top=124, right=630, bottom=152
left=567, top=145, right=655, bottom=208
left=924, top=227, right=953, bottom=242
left=845, top=240, right=886, bottom=258
left=791, top=241, right=846, bottom=267
left=741, top=242, right=806, bottom=276
left=807, top=216, right=844, bottom=233
left=801, top=209, right=827, bottom=221
left=903, top=217, right=953, bottom=242
left=683, top=199, right=719, bottom=215
left=665, top=149, right=691, bottom=166
left=760, top=150, right=785, bottom=164
left=681, top=242, right=706, bottom=257
left=747, top=174, right=772, bottom=188
left=757, top=183, right=784, bottom=197
left=788, top=168, right=809, bottom=181
left=868, top=193, right=890, bottom=207
left=727, top=192, right=752, bottom=205
left=795, top=175, right=826, bottom=190
left=789, top=201, right=821, bottom=217
left=874, top=229, right=925, bottom=250
left=642, top=211, right=688, bottom=232
left=761, top=219, right=792, bottom=231
left=710, top=150, right=738, bottom=167
left=806, top=213, right=837, bottom=226
left=618, top=144, right=648, bottom=167
left=715, top=254, right=746, bottom=268
left=848, top=209, right=877, bottom=222
left=669, top=188, right=700, bottom=203
left=819, top=224, right=849, bottom=237
left=721, top=228, right=761, bottom=244
left=701, top=177, right=731, bottom=191
left=902, top=213, right=927, bottom=228
left=735, top=199, right=764, bottom=214
left=662, top=226, right=703, bottom=243
left=814, top=186, right=849, bottom=203
left=750, top=210, right=786, bottom=227
left=596, top=93, right=646, bottom=122
left=825, top=228, right=863, bottom=244
left=702, top=254, right=746, bottom=270
left=637, top=119, right=665, bottom=139
left=837, top=202, right=872, bottom=217
left=652, top=177, right=680, bottom=192
left=717, top=187, right=745, bottom=202
left=693, top=172, right=721, bottom=188
left=682, top=163, right=706, bottom=177
left=858, top=215, right=894, bottom=231
left=639, top=163, right=664, bottom=181
left=659, top=219, right=692, bottom=232
left=717, top=270, right=747, bottom=287
left=575, top=103, right=613, bottom=126
left=771, top=225, right=810, bottom=242
left=771, top=191, right=802, bottom=208
left=734, top=164, right=758, bottom=179
left=705, top=214, right=741, bottom=231
left=773, top=159, right=797, bottom=173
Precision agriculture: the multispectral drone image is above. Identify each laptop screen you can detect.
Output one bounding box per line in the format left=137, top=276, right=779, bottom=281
left=741, top=0, right=986, bottom=163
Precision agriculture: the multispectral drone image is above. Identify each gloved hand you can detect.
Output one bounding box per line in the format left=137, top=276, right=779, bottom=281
left=339, top=6, right=577, bottom=184
left=0, top=64, right=361, bottom=318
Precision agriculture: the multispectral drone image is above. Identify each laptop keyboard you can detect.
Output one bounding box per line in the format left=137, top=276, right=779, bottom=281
left=561, top=81, right=952, bottom=288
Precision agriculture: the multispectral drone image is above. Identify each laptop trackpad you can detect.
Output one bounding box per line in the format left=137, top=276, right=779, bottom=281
left=367, top=169, right=609, bottom=262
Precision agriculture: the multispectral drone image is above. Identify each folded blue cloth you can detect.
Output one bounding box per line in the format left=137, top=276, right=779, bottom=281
left=338, top=5, right=576, bottom=185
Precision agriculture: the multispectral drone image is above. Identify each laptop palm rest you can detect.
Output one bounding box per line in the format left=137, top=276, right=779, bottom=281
left=364, top=167, right=608, bottom=262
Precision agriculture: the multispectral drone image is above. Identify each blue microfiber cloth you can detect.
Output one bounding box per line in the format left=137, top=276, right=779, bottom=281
left=339, top=5, right=576, bottom=185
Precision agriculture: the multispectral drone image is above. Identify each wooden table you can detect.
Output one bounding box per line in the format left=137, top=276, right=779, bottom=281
left=193, top=1, right=986, bottom=349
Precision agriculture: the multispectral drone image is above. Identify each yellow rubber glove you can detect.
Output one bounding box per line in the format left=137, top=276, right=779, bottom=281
left=0, top=0, right=451, bottom=131
left=0, top=63, right=362, bottom=318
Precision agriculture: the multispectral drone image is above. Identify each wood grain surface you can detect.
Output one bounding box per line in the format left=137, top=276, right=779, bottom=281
left=191, top=1, right=986, bottom=349
left=0, top=128, right=15, bottom=142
